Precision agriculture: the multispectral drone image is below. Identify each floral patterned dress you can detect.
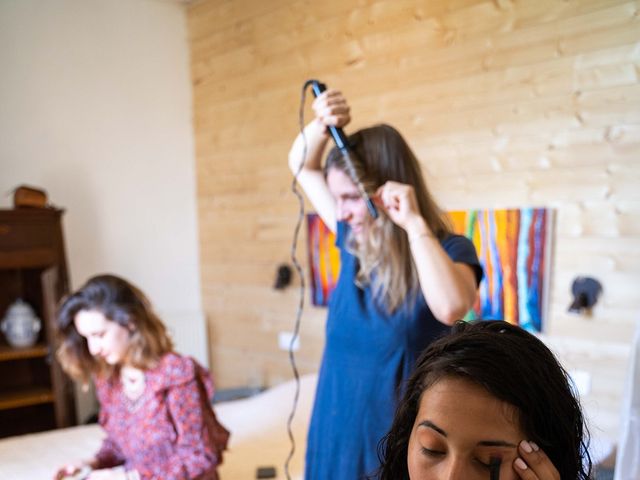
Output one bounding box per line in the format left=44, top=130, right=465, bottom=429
left=93, top=353, right=229, bottom=480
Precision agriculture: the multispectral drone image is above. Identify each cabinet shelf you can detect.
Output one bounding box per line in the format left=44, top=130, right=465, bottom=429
left=0, top=344, right=49, bottom=362
left=0, top=249, right=56, bottom=269
left=0, top=387, right=55, bottom=410
left=0, top=207, right=76, bottom=437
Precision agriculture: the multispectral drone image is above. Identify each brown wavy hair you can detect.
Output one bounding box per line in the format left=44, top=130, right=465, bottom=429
left=56, top=274, right=173, bottom=383
left=325, top=124, right=452, bottom=313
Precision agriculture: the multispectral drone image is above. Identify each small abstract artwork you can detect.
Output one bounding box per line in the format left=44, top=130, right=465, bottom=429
left=307, top=213, right=340, bottom=306
left=449, top=208, right=554, bottom=332
left=306, top=208, right=554, bottom=331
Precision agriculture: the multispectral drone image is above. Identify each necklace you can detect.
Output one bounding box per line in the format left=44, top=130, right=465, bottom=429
left=120, top=366, right=146, bottom=405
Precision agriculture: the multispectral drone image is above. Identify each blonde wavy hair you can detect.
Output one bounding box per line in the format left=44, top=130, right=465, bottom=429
left=325, top=124, right=452, bottom=313
left=56, top=274, right=173, bottom=384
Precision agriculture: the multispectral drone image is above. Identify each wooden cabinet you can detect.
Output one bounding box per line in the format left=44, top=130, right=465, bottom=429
left=0, top=208, right=76, bottom=438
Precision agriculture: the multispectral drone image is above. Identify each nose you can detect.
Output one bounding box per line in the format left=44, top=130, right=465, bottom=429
left=441, top=457, right=471, bottom=480
left=87, top=338, right=101, bottom=357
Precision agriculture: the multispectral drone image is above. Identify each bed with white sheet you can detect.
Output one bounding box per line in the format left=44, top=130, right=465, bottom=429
left=0, top=373, right=317, bottom=480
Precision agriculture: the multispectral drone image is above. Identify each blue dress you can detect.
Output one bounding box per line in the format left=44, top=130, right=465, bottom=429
left=304, top=222, right=482, bottom=480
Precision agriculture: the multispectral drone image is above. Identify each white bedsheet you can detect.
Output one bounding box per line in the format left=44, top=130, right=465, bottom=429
left=0, top=373, right=317, bottom=480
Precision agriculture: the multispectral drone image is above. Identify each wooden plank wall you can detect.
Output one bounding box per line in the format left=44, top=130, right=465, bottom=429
left=188, top=0, right=640, bottom=439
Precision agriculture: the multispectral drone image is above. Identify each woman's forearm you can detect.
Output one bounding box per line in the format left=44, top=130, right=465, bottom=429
left=288, top=119, right=329, bottom=174
left=287, top=118, right=338, bottom=231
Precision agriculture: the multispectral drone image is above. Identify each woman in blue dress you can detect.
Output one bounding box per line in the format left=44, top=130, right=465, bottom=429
left=288, top=87, right=483, bottom=479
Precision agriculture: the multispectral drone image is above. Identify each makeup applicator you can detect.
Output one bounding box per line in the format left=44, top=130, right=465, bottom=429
left=489, top=456, right=501, bottom=480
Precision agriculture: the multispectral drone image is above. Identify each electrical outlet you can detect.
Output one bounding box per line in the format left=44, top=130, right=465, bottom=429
left=278, top=331, right=300, bottom=351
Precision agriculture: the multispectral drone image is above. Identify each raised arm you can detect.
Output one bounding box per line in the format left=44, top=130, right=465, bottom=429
left=288, top=89, right=350, bottom=233
left=375, top=181, right=478, bottom=325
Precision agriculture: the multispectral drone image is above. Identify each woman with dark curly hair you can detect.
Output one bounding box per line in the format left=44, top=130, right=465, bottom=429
left=53, top=274, right=229, bottom=480
left=378, top=320, right=592, bottom=480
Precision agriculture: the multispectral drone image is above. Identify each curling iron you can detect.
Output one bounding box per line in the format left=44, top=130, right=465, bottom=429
left=308, top=80, right=378, bottom=219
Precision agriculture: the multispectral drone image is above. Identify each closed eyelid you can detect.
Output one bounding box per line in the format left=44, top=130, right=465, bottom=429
left=475, top=448, right=518, bottom=468
left=474, top=443, right=518, bottom=464
left=421, top=446, right=445, bottom=457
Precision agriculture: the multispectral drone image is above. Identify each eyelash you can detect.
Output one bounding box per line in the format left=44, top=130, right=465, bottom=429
left=420, top=448, right=495, bottom=469
left=421, top=447, right=444, bottom=457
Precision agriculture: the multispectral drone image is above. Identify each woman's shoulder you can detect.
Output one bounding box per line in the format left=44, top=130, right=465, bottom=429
left=336, top=221, right=348, bottom=248
left=440, top=233, right=477, bottom=255
left=441, top=233, right=472, bottom=246
left=441, top=234, right=484, bottom=283
left=146, top=352, right=198, bottom=392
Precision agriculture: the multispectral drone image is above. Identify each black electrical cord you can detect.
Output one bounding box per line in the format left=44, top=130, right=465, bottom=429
left=283, top=80, right=314, bottom=480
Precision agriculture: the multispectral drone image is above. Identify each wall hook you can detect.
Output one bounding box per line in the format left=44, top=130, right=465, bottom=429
left=568, top=276, right=602, bottom=315
left=273, top=264, right=292, bottom=290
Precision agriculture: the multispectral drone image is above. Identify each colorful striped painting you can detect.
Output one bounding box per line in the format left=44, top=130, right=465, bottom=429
left=307, top=213, right=341, bottom=306
left=449, top=208, right=553, bottom=332
left=307, top=209, right=553, bottom=331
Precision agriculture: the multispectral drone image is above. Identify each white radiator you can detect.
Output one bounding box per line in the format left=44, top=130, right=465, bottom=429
left=160, top=309, right=210, bottom=369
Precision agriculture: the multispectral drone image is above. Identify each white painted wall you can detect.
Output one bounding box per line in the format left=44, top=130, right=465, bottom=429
left=0, top=0, right=206, bottom=419
left=0, top=0, right=201, bottom=315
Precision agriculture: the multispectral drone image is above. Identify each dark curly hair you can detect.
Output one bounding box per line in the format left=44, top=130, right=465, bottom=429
left=377, top=320, right=592, bottom=480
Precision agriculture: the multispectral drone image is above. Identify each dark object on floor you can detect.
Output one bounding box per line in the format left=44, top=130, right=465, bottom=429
left=274, top=264, right=292, bottom=289
left=568, top=276, right=602, bottom=314
left=256, top=466, right=277, bottom=478
left=84, top=412, right=99, bottom=424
